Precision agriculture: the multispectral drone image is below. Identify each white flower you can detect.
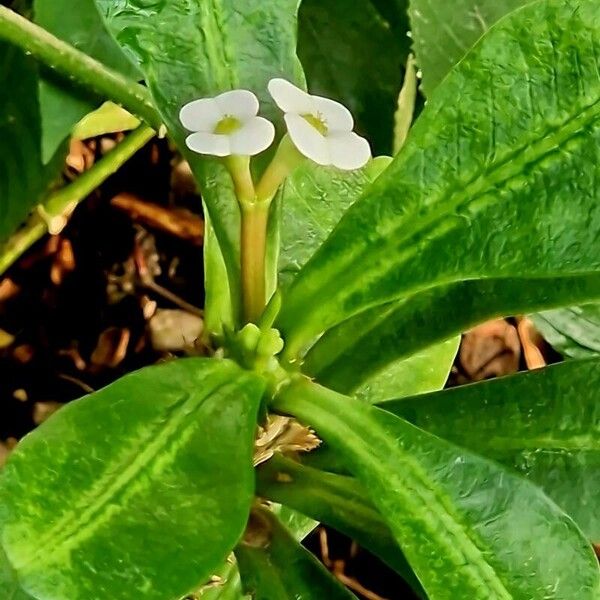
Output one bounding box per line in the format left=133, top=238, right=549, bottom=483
left=179, top=90, right=275, bottom=157
left=268, top=78, right=371, bottom=170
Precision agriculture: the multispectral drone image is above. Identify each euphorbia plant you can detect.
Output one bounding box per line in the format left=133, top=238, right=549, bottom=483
left=0, top=0, right=599, bottom=599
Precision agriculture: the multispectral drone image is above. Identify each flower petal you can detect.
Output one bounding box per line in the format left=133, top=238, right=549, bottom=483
left=179, top=98, right=222, bottom=132
left=214, top=89, right=260, bottom=119
left=313, top=96, right=354, bottom=132
left=285, top=113, right=329, bottom=165
left=268, top=78, right=314, bottom=114
left=229, top=117, right=276, bottom=156
left=326, top=131, right=371, bottom=170
left=185, top=131, right=231, bottom=156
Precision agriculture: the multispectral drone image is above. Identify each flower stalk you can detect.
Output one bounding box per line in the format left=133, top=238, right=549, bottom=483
left=240, top=199, right=270, bottom=324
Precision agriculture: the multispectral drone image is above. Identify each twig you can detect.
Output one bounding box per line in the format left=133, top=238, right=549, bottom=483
left=0, top=125, right=155, bottom=276
left=0, top=6, right=161, bottom=130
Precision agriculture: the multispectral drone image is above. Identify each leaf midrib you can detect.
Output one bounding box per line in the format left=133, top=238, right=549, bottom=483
left=294, top=85, right=600, bottom=320
left=12, top=377, right=238, bottom=572
left=302, top=394, right=513, bottom=599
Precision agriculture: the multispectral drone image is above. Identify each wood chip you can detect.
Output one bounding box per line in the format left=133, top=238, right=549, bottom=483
left=0, top=278, right=20, bottom=303
left=33, top=401, right=62, bottom=425
left=50, top=238, right=76, bottom=285
left=91, top=327, right=131, bottom=368
left=112, top=193, right=204, bottom=245
left=459, top=319, right=521, bottom=382
left=517, top=317, right=547, bottom=370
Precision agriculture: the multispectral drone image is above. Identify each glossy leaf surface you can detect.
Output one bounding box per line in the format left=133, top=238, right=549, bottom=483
left=305, top=273, right=600, bottom=389
left=409, top=0, right=532, bottom=95
left=0, top=358, right=264, bottom=600
left=0, top=43, right=63, bottom=242
left=279, top=159, right=385, bottom=289
left=274, top=378, right=600, bottom=599
left=298, top=0, right=410, bottom=153
left=352, top=336, right=459, bottom=402
left=34, top=0, right=141, bottom=162
left=383, top=358, right=600, bottom=541
left=257, top=454, right=424, bottom=596
left=278, top=0, right=600, bottom=357
left=235, top=508, right=356, bottom=600
left=95, top=0, right=304, bottom=329
left=532, top=304, right=600, bottom=357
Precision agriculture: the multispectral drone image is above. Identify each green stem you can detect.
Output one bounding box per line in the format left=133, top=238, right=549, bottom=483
left=0, top=125, right=155, bottom=276
left=0, top=6, right=162, bottom=130
left=241, top=201, right=270, bottom=324
left=255, top=135, right=305, bottom=202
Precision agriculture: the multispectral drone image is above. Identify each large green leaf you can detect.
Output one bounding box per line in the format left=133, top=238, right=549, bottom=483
left=298, top=0, right=410, bottom=154
left=95, top=0, right=305, bottom=330
left=305, top=273, right=600, bottom=389
left=257, top=454, right=424, bottom=596
left=274, top=378, right=600, bottom=599
left=34, top=0, right=141, bottom=162
left=0, top=42, right=64, bottom=242
left=382, top=358, right=600, bottom=542
left=532, top=304, right=600, bottom=357
left=278, top=0, right=600, bottom=357
left=409, top=0, right=533, bottom=96
left=0, top=358, right=264, bottom=600
left=235, top=507, right=356, bottom=600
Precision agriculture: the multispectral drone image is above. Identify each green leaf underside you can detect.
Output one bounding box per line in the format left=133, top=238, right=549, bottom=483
left=95, top=0, right=305, bottom=330
left=532, top=303, right=600, bottom=357
left=274, top=379, right=600, bottom=599
left=0, top=547, right=33, bottom=600
left=409, top=0, right=534, bottom=96
left=34, top=0, right=141, bottom=162
left=0, top=358, right=264, bottom=600
left=277, top=0, right=600, bottom=356
left=235, top=508, right=356, bottom=600
left=0, top=43, right=64, bottom=242
left=352, top=336, right=459, bottom=402
left=305, top=273, right=600, bottom=389
left=298, top=0, right=410, bottom=154
left=382, top=358, right=600, bottom=542
left=257, top=454, right=425, bottom=597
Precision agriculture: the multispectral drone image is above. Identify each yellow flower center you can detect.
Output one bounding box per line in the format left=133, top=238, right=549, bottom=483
left=214, top=115, right=242, bottom=135
left=302, top=113, right=328, bottom=136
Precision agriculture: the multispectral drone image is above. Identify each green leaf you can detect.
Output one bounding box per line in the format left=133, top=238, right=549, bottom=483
left=95, top=0, right=305, bottom=331
left=352, top=336, right=459, bottom=402
left=409, top=0, right=533, bottom=96
left=532, top=303, right=600, bottom=358
left=235, top=507, right=356, bottom=600
left=382, top=358, right=600, bottom=542
left=278, top=0, right=600, bottom=358
left=34, top=0, right=141, bottom=162
left=257, top=454, right=425, bottom=597
left=304, top=273, right=600, bottom=389
left=298, top=0, right=410, bottom=154
left=0, top=42, right=64, bottom=242
left=72, top=102, right=140, bottom=140
left=0, top=547, right=33, bottom=600
left=279, top=159, right=387, bottom=289
left=274, top=378, right=600, bottom=599
left=0, top=358, right=264, bottom=600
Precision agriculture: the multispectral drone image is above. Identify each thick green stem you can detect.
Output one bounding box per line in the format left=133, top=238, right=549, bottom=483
left=0, top=125, right=155, bottom=276
left=0, top=6, right=162, bottom=130
left=241, top=201, right=270, bottom=323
